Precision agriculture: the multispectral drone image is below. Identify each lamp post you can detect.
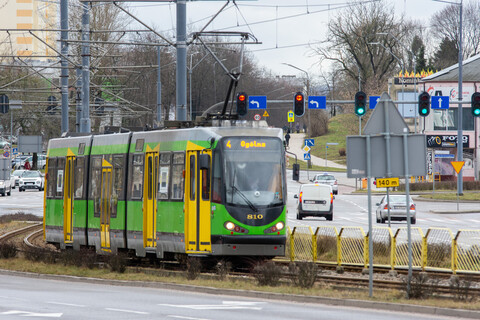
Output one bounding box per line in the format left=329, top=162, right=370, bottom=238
left=282, top=63, right=311, bottom=168
left=434, top=0, right=463, bottom=194
left=377, top=32, right=418, bottom=133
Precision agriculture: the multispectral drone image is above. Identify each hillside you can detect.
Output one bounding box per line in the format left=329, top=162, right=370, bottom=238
left=308, top=113, right=360, bottom=165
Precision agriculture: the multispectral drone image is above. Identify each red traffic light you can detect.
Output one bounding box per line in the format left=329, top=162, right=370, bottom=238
left=238, top=94, right=246, bottom=102
left=295, top=94, right=303, bottom=102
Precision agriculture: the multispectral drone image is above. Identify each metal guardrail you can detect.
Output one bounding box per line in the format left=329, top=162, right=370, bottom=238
left=286, top=226, right=480, bottom=274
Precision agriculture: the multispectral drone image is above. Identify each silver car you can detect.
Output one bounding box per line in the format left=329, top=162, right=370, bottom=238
left=312, top=173, right=338, bottom=195
left=375, top=195, right=416, bottom=224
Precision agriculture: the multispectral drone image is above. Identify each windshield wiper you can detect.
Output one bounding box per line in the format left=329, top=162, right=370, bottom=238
left=231, top=185, right=258, bottom=212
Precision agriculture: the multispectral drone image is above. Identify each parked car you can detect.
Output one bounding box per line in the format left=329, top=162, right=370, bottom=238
left=311, top=173, right=338, bottom=194
left=11, top=170, right=25, bottom=188
left=18, top=170, right=44, bottom=192
left=0, top=177, right=12, bottom=196
left=12, top=155, right=29, bottom=169
left=294, top=183, right=334, bottom=221
left=17, top=154, right=47, bottom=169
left=375, top=195, right=416, bottom=224
left=0, top=140, right=10, bottom=149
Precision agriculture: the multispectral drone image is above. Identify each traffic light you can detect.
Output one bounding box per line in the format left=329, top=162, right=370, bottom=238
left=0, top=94, right=9, bottom=114
left=46, top=95, right=57, bottom=115
left=292, top=163, right=300, bottom=181
left=471, top=92, right=480, bottom=117
left=418, top=92, right=430, bottom=117
left=294, top=92, right=305, bottom=117
left=354, top=91, right=366, bottom=116
left=236, top=92, right=248, bottom=117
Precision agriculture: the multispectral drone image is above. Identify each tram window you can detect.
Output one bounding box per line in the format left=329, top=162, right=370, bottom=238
left=111, top=155, right=124, bottom=217
left=46, top=158, right=56, bottom=198
left=201, top=155, right=210, bottom=201
left=56, top=158, right=65, bottom=198
left=189, top=155, right=195, bottom=200
left=212, top=152, right=221, bottom=203
left=158, top=153, right=170, bottom=199
left=90, top=157, right=102, bottom=217
left=74, top=157, right=85, bottom=199
left=135, top=139, right=144, bottom=152
left=131, top=154, right=143, bottom=199
left=171, top=152, right=184, bottom=200
left=78, top=143, right=85, bottom=155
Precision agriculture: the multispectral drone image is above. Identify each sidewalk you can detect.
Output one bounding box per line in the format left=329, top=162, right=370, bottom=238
left=286, top=132, right=346, bottom=169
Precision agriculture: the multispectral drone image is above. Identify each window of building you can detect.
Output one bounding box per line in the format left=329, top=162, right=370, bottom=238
left=433, top=108, right=474, bottom=131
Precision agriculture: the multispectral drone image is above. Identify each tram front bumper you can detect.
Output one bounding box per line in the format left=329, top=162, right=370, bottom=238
left=210, top=235, right=286, bottom=256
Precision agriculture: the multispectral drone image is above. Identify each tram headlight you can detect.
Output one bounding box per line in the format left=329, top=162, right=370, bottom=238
left=225, top=221, right=235, bottom=231
left=275, top=222, right=285, bottom=231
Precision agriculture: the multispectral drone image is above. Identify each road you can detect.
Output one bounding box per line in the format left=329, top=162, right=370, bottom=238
left=0, top=188, right=43, bottom=216
left=287, top=170, right=480, bottom=234
left=0, top=274, right=462, bottom=320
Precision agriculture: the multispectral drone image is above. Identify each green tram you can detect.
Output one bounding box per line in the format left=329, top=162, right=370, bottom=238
left=44, top=126, right=287, bottom=260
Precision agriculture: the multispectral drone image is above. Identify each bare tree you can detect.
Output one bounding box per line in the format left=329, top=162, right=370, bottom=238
left=311, top=0, right=410, bottom=97
left=430, top=0, right=480, bottom=59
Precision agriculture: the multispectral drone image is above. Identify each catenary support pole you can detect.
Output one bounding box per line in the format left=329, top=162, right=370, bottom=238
left=80, top=3, right=91, bottom=133
left=60, top=0, right=69, bottom=133
left=176, top=0, right=187, bottom=121
left=156, top=46, right=162, bottom=127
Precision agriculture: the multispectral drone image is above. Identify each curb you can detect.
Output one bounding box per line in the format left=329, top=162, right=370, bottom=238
left=1, top=269, right=479, bottom=319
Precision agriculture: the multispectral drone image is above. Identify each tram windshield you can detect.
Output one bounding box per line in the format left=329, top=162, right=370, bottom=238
left=222, top=137, right=284, bottom=208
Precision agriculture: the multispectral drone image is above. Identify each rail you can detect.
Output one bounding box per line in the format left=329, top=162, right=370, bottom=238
left=284, top=226, right=480, bottom=274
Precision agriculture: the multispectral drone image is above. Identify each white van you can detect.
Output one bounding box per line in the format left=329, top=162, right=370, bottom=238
left=294, top=183, right=333, bottom=221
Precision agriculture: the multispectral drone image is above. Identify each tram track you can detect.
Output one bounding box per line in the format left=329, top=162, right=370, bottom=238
left=2, top=223, right=480, bottom=299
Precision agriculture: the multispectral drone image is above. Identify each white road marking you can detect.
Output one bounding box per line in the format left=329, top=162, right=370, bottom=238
left=105, top=308, right=149, bottom=315
left=167, top=316, right=210, bottom=320
left=47, top=301, right=86, bottom=307
left=1, top=310, right=63, bottom=317
left=159, top=301, right=264, bottom=310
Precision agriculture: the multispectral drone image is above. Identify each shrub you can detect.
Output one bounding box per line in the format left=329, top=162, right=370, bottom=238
left=404, top=273, right=438, bottom=299
left=107, top=253, right=127, bottom=273
left=253, top=261, right=283, bottom=286
left=24, top=246, right=57, bottom=263
left=215, top=260, right=232, bottom=281
left=186, top=257, right=202, bottom=280
left=450, top=277, right=474, bottom=302
left=0, top=242, right=17, bottom=259
left=338, top=148, right=346, bottom=157
left=289, top=261, right=318, bottom=289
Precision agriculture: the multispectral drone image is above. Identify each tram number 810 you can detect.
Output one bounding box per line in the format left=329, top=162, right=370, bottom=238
left=247, top=214, right=264, bottom=220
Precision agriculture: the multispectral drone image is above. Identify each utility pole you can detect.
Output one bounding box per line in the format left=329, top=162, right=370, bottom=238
left=81, top=2, right=91, bottom=133
left=60, top=0, right=69, bottom=133
left=176, top=0, right=187, bottom=121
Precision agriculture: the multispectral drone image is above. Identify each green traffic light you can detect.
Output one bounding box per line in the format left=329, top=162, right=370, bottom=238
left=474, top=109, right=480, bottom=116
left=358, top=108, right=365, bottom=115
left=420, top=108, right=427, bottom=115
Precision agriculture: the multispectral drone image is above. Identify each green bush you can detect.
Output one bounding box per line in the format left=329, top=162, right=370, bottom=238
left=253, top=261, right=283, bottom=286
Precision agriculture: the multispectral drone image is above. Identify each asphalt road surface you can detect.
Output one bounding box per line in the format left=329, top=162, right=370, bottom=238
left=0, top=274, right=462, bottom=320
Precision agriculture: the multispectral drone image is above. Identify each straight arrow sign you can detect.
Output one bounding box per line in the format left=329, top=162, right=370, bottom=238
left=431, top=96, right=449, bottom=109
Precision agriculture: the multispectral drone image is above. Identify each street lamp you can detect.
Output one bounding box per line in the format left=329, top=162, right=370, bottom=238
left=369, top=42, right=406, bottom=107
left=282, top=63, right=312, bottom=169
left=433, top=0, right=464, bottom=195
left=377, top=32, right=418, bottom=133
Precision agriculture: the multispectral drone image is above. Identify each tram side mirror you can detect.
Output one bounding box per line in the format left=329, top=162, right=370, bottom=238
left=294, top=194, right=298, bottom=199
left=199, top=154, right=210, bottom=170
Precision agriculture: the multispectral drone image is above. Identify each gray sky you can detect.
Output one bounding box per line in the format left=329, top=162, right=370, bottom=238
left=130, top=0, right=450, bottom=78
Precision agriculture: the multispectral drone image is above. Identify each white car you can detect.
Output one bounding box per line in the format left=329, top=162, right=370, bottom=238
left=19, top=170, right=44, bottom=192
left=18, top=155, right=47, bottom=169
left=12, top=170, right=26, bottom=188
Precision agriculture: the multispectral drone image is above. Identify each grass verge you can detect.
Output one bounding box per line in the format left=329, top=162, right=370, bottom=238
left=0, top=257, right=479, bottom=311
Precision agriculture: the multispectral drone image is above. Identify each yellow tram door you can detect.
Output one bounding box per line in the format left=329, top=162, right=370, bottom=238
left=185, top=145, right=212, bottom=254
left=143, top=149, right=158, bottom=248
left=100, top=159, right=113, bottom=251
left=63, top=151, right=75, bottom=243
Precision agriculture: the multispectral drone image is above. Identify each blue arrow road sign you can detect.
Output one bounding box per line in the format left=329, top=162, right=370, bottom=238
left=304, top=153, right=311, bottom=160
left=431, top=96, right=449, bottom=109
left=369, top=96, right=381, bottom=109
left=308, top=96, right=326, bottom=109
left=248, top=96, right=267, bottom=109
left=304, top=139, right=314, bottom=147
